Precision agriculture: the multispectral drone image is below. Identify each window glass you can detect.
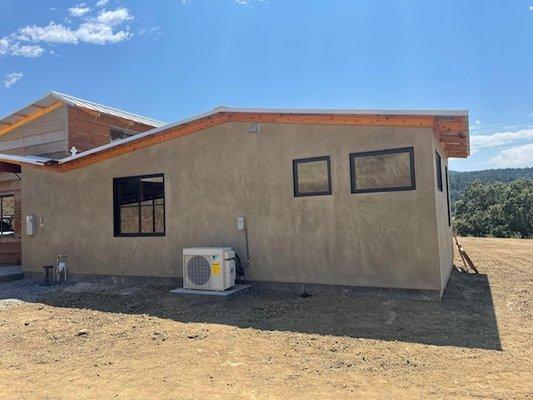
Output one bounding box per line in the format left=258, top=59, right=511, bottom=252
left=293, top=156, right=332, bottom=197
left=110, top=128, right=135, bottom=142
left=436, top=151, right=443, bottom=191
left=350, top=147, right=415, bottom=193
left=445, top=165, right=451, bottom=226
left=0, top=195, right=15, bottom=236
left=114, top=174, right=165, bottom=236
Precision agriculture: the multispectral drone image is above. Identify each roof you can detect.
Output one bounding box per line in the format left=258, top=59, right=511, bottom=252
left=0, top=91, right=166, bottom=135
left=0, top=107, right=469, bottom=172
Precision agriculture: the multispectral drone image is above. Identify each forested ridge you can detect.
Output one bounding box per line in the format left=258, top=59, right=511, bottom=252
left=449, top=168, right=532, bottom=238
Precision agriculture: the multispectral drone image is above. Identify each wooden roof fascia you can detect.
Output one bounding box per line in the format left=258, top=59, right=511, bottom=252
left=225, top=112, right=437, bottom=128
left=17, top=110, right=470, bottom=172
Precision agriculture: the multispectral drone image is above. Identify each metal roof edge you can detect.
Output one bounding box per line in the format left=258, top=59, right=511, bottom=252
left=0, top=153, right=53, bottom=166
left=217, top=107, right=469, bottom=117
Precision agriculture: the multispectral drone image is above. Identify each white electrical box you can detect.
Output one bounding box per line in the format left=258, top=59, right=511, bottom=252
left=237, top=216, right=245, bottom=231
left=26, top=215, right=36, bottom=236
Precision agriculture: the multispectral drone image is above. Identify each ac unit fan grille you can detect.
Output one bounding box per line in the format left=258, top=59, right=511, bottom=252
left=187, top=255, right=211, bottom=286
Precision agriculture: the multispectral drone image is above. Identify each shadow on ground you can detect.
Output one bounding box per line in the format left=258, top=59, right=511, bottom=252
left=1, top=269, right=501, bottom=351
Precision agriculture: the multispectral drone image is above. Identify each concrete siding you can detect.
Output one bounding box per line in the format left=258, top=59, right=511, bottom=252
left=22, top=122, right=442, bottom=291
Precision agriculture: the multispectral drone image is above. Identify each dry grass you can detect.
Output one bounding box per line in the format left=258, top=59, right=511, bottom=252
left=0, top=237, right=531, bottom=399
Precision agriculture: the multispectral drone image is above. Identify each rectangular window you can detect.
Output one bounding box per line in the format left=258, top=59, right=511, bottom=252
left=445, top=165, right=451, bottom=226
left=293, top=156, right=332, bottom=197
left=113, top=174, right=165, bottom=236
left=435, top=151, right=443, bottom=191
left=110, top=128, right=136, bottom=142
left=350, top=147, right=415, bottom=193
left=0, top=195, right=15, bottom=236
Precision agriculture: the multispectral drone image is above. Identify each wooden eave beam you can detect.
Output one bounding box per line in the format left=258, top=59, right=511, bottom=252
left=225, top=112, right=437, bottom=128
left=0, top=101, right=64, bottom=137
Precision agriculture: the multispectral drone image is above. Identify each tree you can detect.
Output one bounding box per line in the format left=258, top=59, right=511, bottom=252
left=453, top=179, right=532, bottom=238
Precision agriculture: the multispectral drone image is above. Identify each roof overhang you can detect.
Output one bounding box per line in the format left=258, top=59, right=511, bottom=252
left=0, top=91, right=166, bottom=139
left=0, top=107, right=469, bottom=173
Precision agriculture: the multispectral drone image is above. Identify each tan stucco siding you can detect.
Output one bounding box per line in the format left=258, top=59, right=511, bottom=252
left=432, top=135, right=454, bottom=292
left=22, top=122, right=442, bottom=291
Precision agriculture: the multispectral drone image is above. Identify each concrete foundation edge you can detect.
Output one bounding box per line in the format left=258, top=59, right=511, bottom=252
left=21, top=272, right=441, bottom=301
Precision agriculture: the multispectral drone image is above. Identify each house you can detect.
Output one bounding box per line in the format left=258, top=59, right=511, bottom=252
left=0, top=92, right=165, bottom=269
left=0, top=93, right=469, bottom=298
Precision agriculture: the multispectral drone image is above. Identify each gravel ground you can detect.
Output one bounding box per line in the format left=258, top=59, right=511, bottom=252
left=0, top=237, right=531, bottom=399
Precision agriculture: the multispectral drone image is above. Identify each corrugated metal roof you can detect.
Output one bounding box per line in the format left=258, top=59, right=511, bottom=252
left=0, top=153, right=54, bottom=166
left=0, top=91, right=166, bottom=130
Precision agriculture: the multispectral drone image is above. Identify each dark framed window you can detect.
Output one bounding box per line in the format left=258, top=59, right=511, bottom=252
left=445, top=165, right=451, bottom=226
left=113, top=174, right=165, bottom=237
left=350, top=147, right=416, bottom=194
left=435, top=151, right=443, bottom=191
left=0, top=195, right=15, bottom=236
left=292, top=156, right=332, bottom=197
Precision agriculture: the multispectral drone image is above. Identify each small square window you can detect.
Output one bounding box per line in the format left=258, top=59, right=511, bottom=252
left=350, top=147, right=416, bottom=193
left=292, top=156, right=332, bottom=197
left=113, top=174, right=165, bottom=237
left=435, top=151, right=443, bottom=192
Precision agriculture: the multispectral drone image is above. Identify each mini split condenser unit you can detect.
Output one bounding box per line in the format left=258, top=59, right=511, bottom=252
left=183, top=247, right=236, bottom=291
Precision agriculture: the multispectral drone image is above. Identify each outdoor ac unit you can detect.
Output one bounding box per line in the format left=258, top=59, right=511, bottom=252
left=183, top=247, right=236, bottom=291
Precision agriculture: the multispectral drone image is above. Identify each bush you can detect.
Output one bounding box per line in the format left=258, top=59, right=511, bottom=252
left=453, top=179, right=533, bottom=238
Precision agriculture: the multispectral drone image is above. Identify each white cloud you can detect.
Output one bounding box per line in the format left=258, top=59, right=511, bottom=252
left=138, top=26, right=161, bottom=38
left=489, top=143, right=533, bottom=168
left=1, top=6, right=134, bottom=57
left=7, top=7, right=133, bottom=51
left=76, top=21, right=131, bottom=44
left=3, top=72, right=24, bottom=89
left=470, top=128, right=533, bottom=153
left=0, top=38, right=9, bottom=55
left=530, top=6, right=533, bottom=11
left=69, top=3, right=91, bottom=17
left=96, top=8, right=133, bottom=26
left=9, top=43, right=45, bottom=57
left=475, top=120, right=481, bottom=125
left=96, top=0, right=109, bottom=6
left=0, top=37, right=45, bottom=57
left=18, top=22, right=79, bottom=44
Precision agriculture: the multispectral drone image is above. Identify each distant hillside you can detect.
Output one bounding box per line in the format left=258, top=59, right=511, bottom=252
left=449, top=167, right=533, bottom=203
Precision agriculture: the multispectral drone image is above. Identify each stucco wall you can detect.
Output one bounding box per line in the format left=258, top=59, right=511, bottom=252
left=22, top=122, right=443, bottom=291
left=432, top=135, right=454, bottom=293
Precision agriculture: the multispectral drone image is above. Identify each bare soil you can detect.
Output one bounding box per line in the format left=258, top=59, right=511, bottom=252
left=0, top=237, right=532, bottom=399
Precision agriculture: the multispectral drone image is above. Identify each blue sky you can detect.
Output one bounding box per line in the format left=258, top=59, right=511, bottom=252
left=1, top=0, right=532, bottom=171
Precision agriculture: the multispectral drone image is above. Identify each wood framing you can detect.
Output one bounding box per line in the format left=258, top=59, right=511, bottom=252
left=67, top=106, right=155, bottom=153
left=0, top=101, right=64, bottom=138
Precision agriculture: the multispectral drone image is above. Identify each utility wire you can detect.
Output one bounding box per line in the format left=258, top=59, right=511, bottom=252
left=470, top=119, right=533, bottom=132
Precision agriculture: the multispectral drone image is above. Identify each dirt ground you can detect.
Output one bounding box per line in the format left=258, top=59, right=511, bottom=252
left=0, top=237, right=531, bottom=399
